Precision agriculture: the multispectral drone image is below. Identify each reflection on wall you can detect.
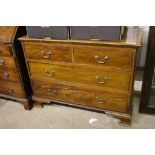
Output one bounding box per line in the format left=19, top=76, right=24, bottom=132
left=137, top=26, right=150, bottom=68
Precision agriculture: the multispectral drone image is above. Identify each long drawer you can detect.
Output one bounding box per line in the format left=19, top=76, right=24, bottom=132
left=0, top=56, right=16, bottom=69
left=23, top=43, right=72, bottom=63
left=0, top=81, right=24, bottom=98
left=0, top=44, right=12, bottom=56
left=32, top=80, right=129, bottom=113
left=0, top=68, right=20, bottom=82
left=28, top=62, right=131, bottom=91
left=74, top=46, right=134, bottom=69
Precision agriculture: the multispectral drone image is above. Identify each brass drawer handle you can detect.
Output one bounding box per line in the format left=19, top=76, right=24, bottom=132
left=48, top=88, right=57, bottom=95
left=95, top=76, right=108, bottom=84
left=7, top=89, right=14, bottom=94
left=94, top=55, right=109, bottom=64
left=45, top=69, right=55, bottom=77
left=42, top=50, right=52, bottom=59
left=96, top=96, right=107, bottom=104
left=2, top=72, right=9, bottom=79
left=0, top=60, right=5, bottom=66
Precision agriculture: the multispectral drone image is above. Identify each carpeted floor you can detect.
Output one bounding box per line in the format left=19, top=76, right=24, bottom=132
left=0, top=96, right=155, bottom=129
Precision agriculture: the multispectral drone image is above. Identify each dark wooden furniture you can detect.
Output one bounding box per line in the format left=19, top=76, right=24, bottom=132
left=19, top=27, right=142, bottom=125
left=139, top=26, right=155, bottom=114
left=0, top=26, right=32, bottom=109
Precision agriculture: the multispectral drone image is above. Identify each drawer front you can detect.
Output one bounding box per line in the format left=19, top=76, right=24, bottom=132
left=23, top=43, right=72, bottom=62
left=0, top=81, right=24, bottom=98
left=66, top=86, right=129, bottom=113
left=0, top=26, right=17, bottom=43
left=32, top=80, right=128, bottom=113
left=74, top=46, right=134, bottom=69
left=0, top=68, right=20, bottom=82
left=32, top=80, right=69, bottom=102
left=0, top=56, right=16, bottom=69
left=0, top=44, right=12, bottom=56
left=29, top=62, right=131, bottom=91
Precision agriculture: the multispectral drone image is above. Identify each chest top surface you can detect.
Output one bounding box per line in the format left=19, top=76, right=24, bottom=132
left=19, top=27, right=142, bottom=48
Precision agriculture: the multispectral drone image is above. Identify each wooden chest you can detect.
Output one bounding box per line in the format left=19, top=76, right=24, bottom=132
left=0, top=26, right=32, bottom=109
left=19, top=27, right=142, bottom=125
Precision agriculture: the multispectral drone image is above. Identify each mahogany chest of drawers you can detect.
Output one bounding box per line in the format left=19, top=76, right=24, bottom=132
left=19, top=27, right=142, bottom=125
left=0, top=26, right=32, bottom=109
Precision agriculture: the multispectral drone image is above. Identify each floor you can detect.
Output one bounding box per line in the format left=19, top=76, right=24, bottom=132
left=0, top=95, right=155, bottom=129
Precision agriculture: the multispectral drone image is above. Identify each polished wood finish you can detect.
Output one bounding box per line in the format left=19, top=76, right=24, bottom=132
left=0, top=81, right=24, bottom=98
left=0, top=26, right=32, bottom=109
left=0, top=26, right=17, bottom=43
left=19, top=27, right=142, bottom=125
left=0, top=56, right=16, bottom=68
left=28, top=62, right=131, bottom=91
left=0, top=44, right=12, bottom=56
left=24, top=43, right=72, bottom=63
left=32, top=79, right=129, bottom=113
left=0, top=68, right=20, bottom=82
left=74, top=46, right=134, bottom=69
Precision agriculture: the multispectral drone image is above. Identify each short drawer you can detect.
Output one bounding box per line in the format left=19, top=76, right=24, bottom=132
left=29, top=62, right=131, bottom=91
left=0, top=44, right=12, bottom=56
left=32, top=80, right=129, bottom=113
left=74, top=46, right=134, bottom=69
left=23, top=43, right=72, bottom=63
left=0, top=68, right=20, bottom=82
left=0, top=56, right=16, bottom=69
left=0, top=81, right=24, bottom=98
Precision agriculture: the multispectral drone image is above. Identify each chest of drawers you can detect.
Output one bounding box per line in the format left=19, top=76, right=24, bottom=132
left=0, top=26, right=32, bottom=109
left=19, top=27, right=142, bottom=125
